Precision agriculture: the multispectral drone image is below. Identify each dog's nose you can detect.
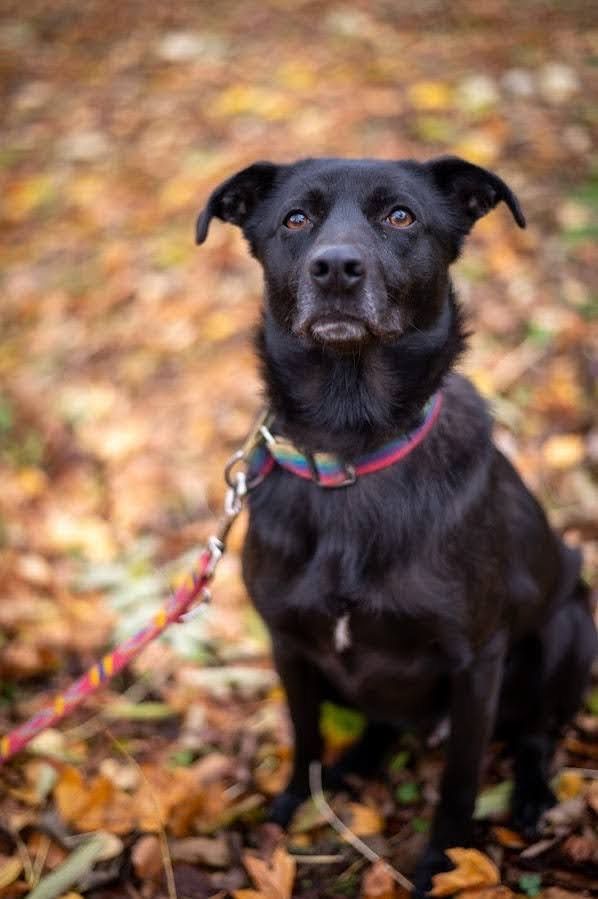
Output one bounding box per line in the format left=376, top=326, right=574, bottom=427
left=309, top=246, right=365, bottom=291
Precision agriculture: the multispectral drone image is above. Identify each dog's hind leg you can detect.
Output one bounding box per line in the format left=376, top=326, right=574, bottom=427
left=510, top=581, right=596, bottom=837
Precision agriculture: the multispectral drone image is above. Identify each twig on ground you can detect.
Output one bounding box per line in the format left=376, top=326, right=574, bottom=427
left=106, top=726, right=178, bottom=899
left=309, top=761, right=414, bottom=892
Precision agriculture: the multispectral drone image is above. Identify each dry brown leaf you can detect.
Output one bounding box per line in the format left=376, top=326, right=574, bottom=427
left=564, top=737, right=598, bottom=760
left=348, top=802, right=384, bottom=836
left=562, top=833, right=598, bottom=863
left=131, top=834, right=163, bottom=880
left=491, top=826, right=526, bottom=849
left=430, top=848, right=500, bottom=897
left=459, top=887, right=515, bottom=899
left=242, top=846, right=296, bottom=899
left=54, top=765, right=135, bottom=834
left=542, top=887, right=588, bottom=899
left=361, top=859, right=398, bottom=898
left=587, top=780, right=598, bottom=815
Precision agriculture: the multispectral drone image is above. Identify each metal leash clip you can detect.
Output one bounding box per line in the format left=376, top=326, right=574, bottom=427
left=223, top=407, right=273, bottom=492
left=180, top=409, right=273, bottom=624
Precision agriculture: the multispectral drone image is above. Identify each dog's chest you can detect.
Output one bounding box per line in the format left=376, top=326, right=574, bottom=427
left=333, top=613, right=352, bottom=652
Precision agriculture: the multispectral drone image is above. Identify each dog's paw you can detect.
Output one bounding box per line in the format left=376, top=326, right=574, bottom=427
left=511, top=782, right=556, bottom=840
left=267, top=790, right=307, bottom=829
left=412, top=846, right=454, bottom=897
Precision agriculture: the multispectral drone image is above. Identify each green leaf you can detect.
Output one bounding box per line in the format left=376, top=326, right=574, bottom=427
left=519, top=873, right=542, bottom=897
left=103, top=701, right=178, bottom=720
left=169, top=748, right=196, bottom=767
left=474, top=780, right=513, bottom=820
left=396, top=781, right=421, bottom=804
left=389, top=749, right=410, bottom=774
left=25, top=833, right=110, bottom=899
left=412, top=817, right=430, bottom=833
left=320, top=701, right=365, bottom=743
left=585, top=685, right=598, bottom=715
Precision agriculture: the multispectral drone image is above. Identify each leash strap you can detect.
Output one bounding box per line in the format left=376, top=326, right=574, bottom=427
left=0, top=411, right=270, bottom=765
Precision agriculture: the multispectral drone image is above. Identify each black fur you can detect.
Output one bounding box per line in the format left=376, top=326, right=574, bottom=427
left=197, top=157, right=596, bottom=892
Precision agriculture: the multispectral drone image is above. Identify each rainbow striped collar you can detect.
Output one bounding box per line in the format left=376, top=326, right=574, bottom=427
left=250, top=391, right=443, bottom=489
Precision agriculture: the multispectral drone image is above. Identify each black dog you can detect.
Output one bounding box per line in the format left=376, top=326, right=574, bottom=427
left=197, top=157, right=596, bottom=891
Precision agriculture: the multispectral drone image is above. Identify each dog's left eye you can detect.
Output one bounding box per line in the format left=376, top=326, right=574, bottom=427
left=284, top=210, right=311, bottom=230
left=385, top=207, right=415, bottom=228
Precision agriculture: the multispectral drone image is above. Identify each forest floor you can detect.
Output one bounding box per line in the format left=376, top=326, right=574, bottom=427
left=0, top=2, right=597, bottom=897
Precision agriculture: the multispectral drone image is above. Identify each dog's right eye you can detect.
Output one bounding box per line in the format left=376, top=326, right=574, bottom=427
left=284, top=210, right=311, bottom=230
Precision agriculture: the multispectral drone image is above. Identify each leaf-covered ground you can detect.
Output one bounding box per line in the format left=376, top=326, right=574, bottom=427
left=0, top=2, right=597, bottom=897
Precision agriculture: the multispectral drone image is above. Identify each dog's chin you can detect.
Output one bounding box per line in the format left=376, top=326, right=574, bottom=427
left=294, top=314, right=404, bottom=352
left=309, top=315, right=370, bottom=351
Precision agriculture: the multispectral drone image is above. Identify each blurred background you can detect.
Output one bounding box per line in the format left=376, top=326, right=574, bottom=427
left=0, top=1, right=596, bottom=896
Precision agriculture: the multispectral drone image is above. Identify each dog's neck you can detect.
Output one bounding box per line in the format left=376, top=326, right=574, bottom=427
left=257, top=288, right=466, bottom=458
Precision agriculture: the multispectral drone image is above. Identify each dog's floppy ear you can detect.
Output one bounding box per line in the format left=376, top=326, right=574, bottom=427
left=426, top=156, right=526, bottom=230
left=196, top=162, right=280, bottom=244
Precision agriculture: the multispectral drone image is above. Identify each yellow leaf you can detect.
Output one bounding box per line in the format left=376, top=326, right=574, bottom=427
left=555, top=769, right=585, bottom=801
left=348, top=802, right=384, bottom=836
left=243, top=846, right=296, bottom=899
left=430, top=848, right=499, bottom=897
left=541, top=434, right=585, bottom=471
left=209, top=86, right=295, bottom=121
left=453, top=132, right=500, bottom=167
left=4, top=175, right=55, bottom=220
left=17, top=466, right=48, bottom=497
left=233, top=892, right=265, bottom=899
left=0, top=856, right=22, bottom=890
left=277, top=61, right=317, bottom=91
left=407, top=81, right=453, bottom=111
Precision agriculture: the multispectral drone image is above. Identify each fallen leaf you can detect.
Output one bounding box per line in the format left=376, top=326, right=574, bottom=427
left=562, top=833, right=598, bottom=863
left=132, top=834, right=163, bottom=880
left=54, top=766, right=136, bottom=835
left=474, top=781, right=513, bottom=820
left=241, top=846, right=296, bottom=899
left=565, top=736, right=598, bottom=760
left=555, top=770, right=585, bottom=801
left=460, top=888, right=515, bottom=899
left=407, top=81, right=453, bottom=111
left=430, top=848, right=500, bottom=897
left=491, top=826, right=526, bottom=849
left=0, top=857, right=23, bottom=890
left=541, top=434, right=585, bottom=470
left=361, top=859, right=398, bottom=898
left=348, top=802, right=384, bottom=836
left=169, top=835, right=230, bottom=868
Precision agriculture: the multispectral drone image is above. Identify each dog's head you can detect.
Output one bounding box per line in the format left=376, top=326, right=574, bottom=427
left=197, top=157, right=524, bottom=352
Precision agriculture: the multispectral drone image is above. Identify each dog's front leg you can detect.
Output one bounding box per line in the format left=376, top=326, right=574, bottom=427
left=268, top=642, right=324, bottom=827
left=414, top=629, right=507, bottom=894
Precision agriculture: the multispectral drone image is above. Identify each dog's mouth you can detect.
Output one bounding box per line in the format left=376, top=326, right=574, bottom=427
left=308, top=314, right=370, bottom=349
